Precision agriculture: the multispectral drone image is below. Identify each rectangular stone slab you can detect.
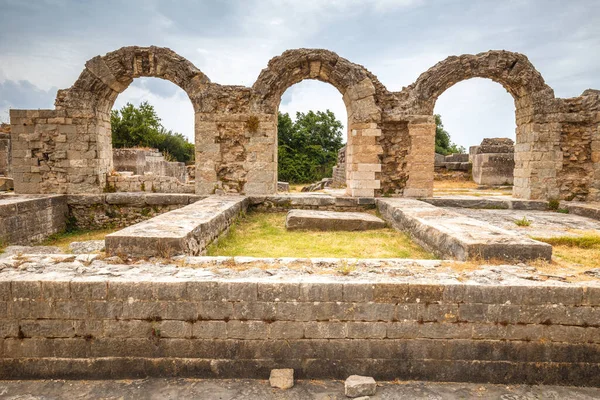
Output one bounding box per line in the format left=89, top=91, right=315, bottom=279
left=286, top=209, right=386, bottom=231
left=105, top=195, right=248, bottom=257
left=377, top=198, right=552, bottom=262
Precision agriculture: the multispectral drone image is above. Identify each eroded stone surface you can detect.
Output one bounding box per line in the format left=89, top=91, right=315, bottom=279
left=105, top=195, right=248, bottom=257
left=447, top=207, right=600, bottom=239
left=69, top=240, right=105, bottom=254
left=377, top=198, right=552, bottom=261
left=286, top=210, right=386, bottom=231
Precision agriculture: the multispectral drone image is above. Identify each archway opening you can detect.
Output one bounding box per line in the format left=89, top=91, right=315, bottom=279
left=432, top=78, right=516, bottom=197
left=107, top=77, right=196, bottom=193
left=276, top=80, right=348, bottom=193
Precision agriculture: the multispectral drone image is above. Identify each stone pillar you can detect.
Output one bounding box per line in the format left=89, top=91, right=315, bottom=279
left=513, top=121, right=561, bottom=200
left=195, top=112, right=277, bottom=195
left=345, top=123, right=382, bottom=197
left=403, top=117, right=435, bottom=197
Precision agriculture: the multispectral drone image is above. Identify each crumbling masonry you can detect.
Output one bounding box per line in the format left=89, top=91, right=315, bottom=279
left=8, top=47, right=600, bottom=200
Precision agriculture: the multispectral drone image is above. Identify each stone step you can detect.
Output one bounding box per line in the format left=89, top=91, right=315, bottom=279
left=285, top=209, right=386, bottom=231
left=105, top=195, right=248, bottom=257
left=377, top=198, right=552, bottom=262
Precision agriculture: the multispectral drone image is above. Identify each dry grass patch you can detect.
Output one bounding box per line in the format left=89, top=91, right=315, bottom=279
left=41, top=228, right=118, bottom=253
left=207, top=212, right=435, bottom=259
left=532, top=231, right=600, bottom=270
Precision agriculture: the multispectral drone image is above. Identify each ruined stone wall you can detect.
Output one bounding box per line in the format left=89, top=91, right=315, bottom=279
left=8, top=46, right=600, bottom=200
left=0, top=124, right=10, bottom=177
left=0, top=195, right=67, bottom=245
left=331, top=145, right=346, bottom=188
left=106, top=173, right=194, bottom=194
left=67, top=193, right=204, bottom=230
left=1, top=277, right=599, bottom=385
left=112, top=148, right=187, bottom=183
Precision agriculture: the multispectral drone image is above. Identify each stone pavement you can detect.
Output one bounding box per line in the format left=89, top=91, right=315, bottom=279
left=0, top=378, right=598, bottom=399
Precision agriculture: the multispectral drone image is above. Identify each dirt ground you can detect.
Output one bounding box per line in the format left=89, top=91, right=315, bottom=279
left=0, top=378, right=599, bottom=400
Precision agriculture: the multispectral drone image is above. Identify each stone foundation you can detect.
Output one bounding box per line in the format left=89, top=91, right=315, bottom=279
left=0, top=195, right=67, bottom=245
left=105, top=196, right=248, bottom=257
left=377, top=198, right=552, bottom=261
left=0, top=272, right=598, bottom=385
left=67, top=193, right=204, bottom=230
left=106, top=173, right=194, bottom=194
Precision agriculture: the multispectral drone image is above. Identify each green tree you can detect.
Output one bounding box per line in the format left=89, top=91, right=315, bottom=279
left=111, top=101, right=194, bottom=163
left=278, top=110, right=344, bottom=184
left=434, top=114, right=465, bottom=155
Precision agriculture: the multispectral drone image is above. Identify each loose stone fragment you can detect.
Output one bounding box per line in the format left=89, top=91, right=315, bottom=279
left=286, top=210, right=386, bottom=231
left=269, top=368, right=294, bottom=389
left=345, top=375, right=376, bottom=397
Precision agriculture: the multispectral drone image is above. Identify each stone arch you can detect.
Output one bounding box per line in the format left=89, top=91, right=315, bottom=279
left=409, top=50, right=554, bottom=115
left=251, top=49, right=385, bottom=196
left=51, top=46, right=209, bottom=193
left=56, top=46, right=210, bottom=114
left=402, top=50, right=559, bottom=200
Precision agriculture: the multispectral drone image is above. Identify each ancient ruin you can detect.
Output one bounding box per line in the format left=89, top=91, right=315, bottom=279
left=1, top=47, right=600, bottom=387
left=5, top=46, right=600, bottom=200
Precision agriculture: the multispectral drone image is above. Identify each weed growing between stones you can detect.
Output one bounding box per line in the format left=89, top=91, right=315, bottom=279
left=336, top=259, right=356, bottom=275
left=515, top=216, right=532, bottom=227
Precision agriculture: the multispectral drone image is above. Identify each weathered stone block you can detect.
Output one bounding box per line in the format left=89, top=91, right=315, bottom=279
left=286, top=209, right=385, bottom=231
left=345, top=375, right=376, bottom=397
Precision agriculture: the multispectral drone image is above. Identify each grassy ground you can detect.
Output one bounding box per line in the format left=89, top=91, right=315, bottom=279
left=41, top=228, right=117, bottom=252
left=532, top=231, right=600, bottom=269
left=208, top=212, right=435, bottom=259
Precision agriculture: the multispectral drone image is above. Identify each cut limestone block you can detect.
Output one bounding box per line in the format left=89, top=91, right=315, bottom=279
left=377, top=198, right=552, bottom=262
left=269, top=369, right=294, bottom=389
left=105, top=195, right=248, bottom=257
left=345, top=375, right=376, bottom=397
left=285, top=210, right=386, bottom=231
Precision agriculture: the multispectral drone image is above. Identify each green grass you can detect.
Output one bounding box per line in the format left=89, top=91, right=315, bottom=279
left=533, top=232, right=600, bottom=249
left=207, top=212, right=435, bottom=259
left=532, top=232, right=600, bottom=269
left=41, top=228, right=118, bottom=253
left=514, top=216, right=532, bottom=227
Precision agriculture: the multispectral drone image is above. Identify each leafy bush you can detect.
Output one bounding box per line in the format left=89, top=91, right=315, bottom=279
left=111, top=102, right=194, bottom=164
left=435, top=114, right=465, bottom=155
left=278, top=110, right=344, bottom=184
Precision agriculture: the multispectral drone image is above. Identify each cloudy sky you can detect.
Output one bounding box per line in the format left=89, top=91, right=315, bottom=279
left=1, top=0, right=599, bottom=148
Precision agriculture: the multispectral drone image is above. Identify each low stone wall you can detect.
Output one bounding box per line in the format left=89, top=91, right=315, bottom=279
left=106, top=173, right=194, bottom=194
left=0, top=273, right=598, bottom=385
left=377, top=198, right=552, bottom=261
left=67, top=193, right=205, bottom=230
left=105, top=196, right=249, bottom=257
left=0, top=195, right=67, bottom=245
left=248, top=195, right=376, bottom=212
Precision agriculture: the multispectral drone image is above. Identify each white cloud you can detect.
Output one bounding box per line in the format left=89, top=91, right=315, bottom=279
left=434, top=78, right=516, bottom=149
